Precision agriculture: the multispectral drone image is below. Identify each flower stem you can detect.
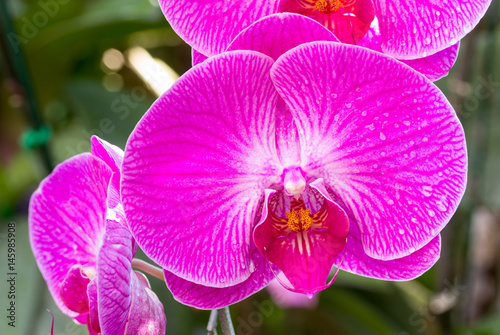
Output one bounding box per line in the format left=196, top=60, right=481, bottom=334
left=131, top=258, right=164, bottom=281
left=207, top=309, right=218, bottom=335
left=217, top=306, right=236, bottom=335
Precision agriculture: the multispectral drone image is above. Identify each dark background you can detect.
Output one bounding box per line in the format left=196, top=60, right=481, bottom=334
left=1, top=0, right=499, bottom=334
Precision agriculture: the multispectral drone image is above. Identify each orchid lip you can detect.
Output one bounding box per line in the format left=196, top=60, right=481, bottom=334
left=264, top=246, right=346, bottom=297
left=253, top=180, right=350, bottom=295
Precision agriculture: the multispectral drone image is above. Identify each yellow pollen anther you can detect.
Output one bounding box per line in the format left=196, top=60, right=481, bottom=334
left=315, top=0, right=341, bottom=13
left=286, top=210, right=300, bottom=232
left=300, top=208, right=313, bottom=230
left=286, top=208, right=313, bottom=232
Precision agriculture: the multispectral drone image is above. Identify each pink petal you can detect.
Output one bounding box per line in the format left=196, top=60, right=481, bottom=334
left=87, top=324, right=100, bottom=335
left=29, top=153, right=111, bottom=319
left=275, top=100, right=301, bottom=168
left=227, top=13, right=339, bottom=60
left=106, top=172, right=123, bottom=213
left=98, top=213, right=166, bottom=334
left=266, top=274, right=319, bottom=309
left=159, top=0, right=279, bottom=56
left=337, top=218, right=441, bottom=280
left=253, top=184, right=349, bottom=295
left=75, top=313, right=88, bottom=325
left=122, top=51, right=283, bottom=287
left=163, top=246, right=275, bottom=309
left=91, top=135, right=124, bottom=173
left=123, top=272, right=166, bottom=335
left=359, top=19, right=459, bottom=81
left=97, top=219, right=134, bottom=335
left=278, top=0, right=375, bottom=44
left=88, top=277, right=101, bottom=333
left=375, top=0, right=491, bottom=59
left=59, top=265, right=91, bottom=314
left=192, top=48, right=208, bottom=66
left=401, top=43, right=459, bottom=82
left=271, top=42, right=467, bottom=260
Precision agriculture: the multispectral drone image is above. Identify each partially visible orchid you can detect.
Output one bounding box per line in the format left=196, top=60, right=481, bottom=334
left=29, top=136, right=166, bottom=334
left=121, top=35, right=466, bottom=305
left=187, top=10, right=457, bottom=82
left=159, top=0, right=490, bottom=65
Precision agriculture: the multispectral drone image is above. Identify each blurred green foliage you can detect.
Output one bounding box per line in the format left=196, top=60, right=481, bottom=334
left=0, top=0, right=499, bottom=334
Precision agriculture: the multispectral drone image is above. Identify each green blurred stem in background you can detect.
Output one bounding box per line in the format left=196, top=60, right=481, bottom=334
left=0, top=0, right=53, bottom=173
left=218, top=306, right=236, bottom=335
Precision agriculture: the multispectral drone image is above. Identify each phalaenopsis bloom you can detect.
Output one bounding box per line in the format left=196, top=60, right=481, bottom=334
left=29, top=136, right=166, bottom=334
left=120, top=36, right=467, bottom=307
left=159, top=0, right=491, bottom=75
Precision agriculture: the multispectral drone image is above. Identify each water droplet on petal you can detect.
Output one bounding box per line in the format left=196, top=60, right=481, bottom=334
left=422, top=185, right=433, bottom=197
left=399, top=228, right=405, bottom=235
left=306, top=293, right=314, bottom=299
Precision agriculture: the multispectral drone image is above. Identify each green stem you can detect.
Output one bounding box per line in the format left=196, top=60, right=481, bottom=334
left=0, top=1, right=53, bottom=172
left=217, top=306, right=236, bottom=335
left=131, top=258, right=164, bottom=281
left=207, top=309, right=218, bottom=335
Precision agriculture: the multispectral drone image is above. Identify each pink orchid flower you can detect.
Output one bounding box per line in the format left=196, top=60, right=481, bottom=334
left=176, top=11, right=459, bottom=82
left=160, top=0, right=490, bottom=67
left=121, top=26, right=467, bottom=306
left=29, top=136, right=166, bottom=335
